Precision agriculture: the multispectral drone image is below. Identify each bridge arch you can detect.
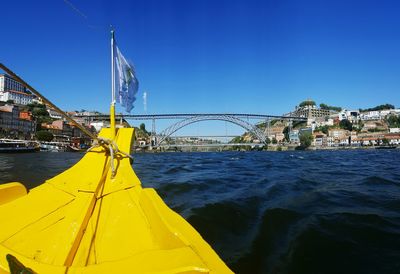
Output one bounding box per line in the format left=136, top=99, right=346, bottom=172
left=156, top=115, right=266, bottom=146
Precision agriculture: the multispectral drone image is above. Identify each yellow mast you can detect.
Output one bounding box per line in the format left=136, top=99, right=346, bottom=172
left=110, top=104, right=116, bottom=139
left=110, top=29, right=116, bottom=139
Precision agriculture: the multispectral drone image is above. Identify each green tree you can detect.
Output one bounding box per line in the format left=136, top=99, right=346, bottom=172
left=32, top=107, right=48, bottom=117
left=270, top=119, right=279, bottom=126
left=292, top=120, right=307, bottom=128
left=387, top=115, right=400, bottom=128
left=27, top=103, right=53, bottom=130
left=139, top=123, right=148, bottom=133
left=382, top=138, right=389, bottom=145
left=339, top=119, right=353, bottom=131
left=298, top=131, right=313, bottom=149
left=356, top=121, right=364, bottom=132
left=230, top=136, right=242, bottom=143
left=319, top=103, right=342, bottom=112
left=283, top=126, right=289, bottom=141
left=299, top=100, right=316, bottom=107
left=272, top=138, right=277, bottom=144
left=360, top=104, right=395, bottom=112
left=36, top=130, right=54, bottom=142
left=315, top=125, right=329, bottom=134
left=320, top=103, right=329, bottom=109
left=266, top=137, right=271, bottom=144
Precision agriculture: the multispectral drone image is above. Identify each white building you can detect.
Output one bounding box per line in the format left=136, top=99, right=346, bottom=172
left=90, top=121, right=124, bottom=132
left=324, top=118, right=334, bottom=126
left=339, top=137, right=349, bottom=146
left=32, top=96, right=43, bottom=104
left=47, top=109, right=63, bottom=119
left=0, top=74, right=25, bottom=93
left=360, top=111, right=380, bottom=120
left=90, top=121, right=107, bottom=132
left=327, top=136, right=336, bottom=147
left=380, top=110, right=392, bottom=117
left=0, top=74, right=33, bottom=105
left=289, top=130, right=300, bottom=143
left=359, top=109, right=398, bottom=121
left=75, top=111, right=102, bottom=116
left=338, top=110, right=347, bottom=121
left=338, top=109, right=359, bottom=121
left=0, top=90, right=33, bottom=105
left=390, top=109, right=400, bottom=115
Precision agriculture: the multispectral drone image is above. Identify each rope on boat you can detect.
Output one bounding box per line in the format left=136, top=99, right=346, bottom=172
left=87, top=137, right=133, bottom=178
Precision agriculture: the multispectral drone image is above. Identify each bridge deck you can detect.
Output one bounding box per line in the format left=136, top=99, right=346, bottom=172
left=82, top=113, right=307, bottom=120
left=155, top=143, right=265, bottom=147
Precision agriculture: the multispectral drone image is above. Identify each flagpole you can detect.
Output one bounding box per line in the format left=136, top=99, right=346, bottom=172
left=110, top=28, right=116, bottom=139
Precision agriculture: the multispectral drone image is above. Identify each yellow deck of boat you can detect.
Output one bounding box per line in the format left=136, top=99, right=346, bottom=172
left=0, top=128, right=232, bottom=273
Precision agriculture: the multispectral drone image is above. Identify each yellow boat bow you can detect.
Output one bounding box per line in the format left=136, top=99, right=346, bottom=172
left=0, top=128, right=232, bottom=273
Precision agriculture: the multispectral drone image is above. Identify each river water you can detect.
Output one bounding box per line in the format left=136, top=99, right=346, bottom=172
left=1, top=150, right=400, bottom=274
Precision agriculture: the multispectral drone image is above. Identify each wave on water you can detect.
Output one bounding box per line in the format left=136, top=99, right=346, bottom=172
left=164, top=166, right=193, bottom=174
left=228, top=208, right=400, bottom=274
left=363, top=175, right=399, bottom=186
left=157, top=181, right=211, bottom=196
left=2, top=150, right=400, bottom=274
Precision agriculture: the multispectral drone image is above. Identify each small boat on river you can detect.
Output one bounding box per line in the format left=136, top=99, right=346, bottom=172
left=0, top=29, right=232, bottom=273
left=0, top=128, right=232, bottom=273
left=0, top=139, right=39, bottom=153
left=39, top=141, right=69, bottom=152
left=40, top=142, right=85, bottom=152
left=375, top=145, right=397, bottom=150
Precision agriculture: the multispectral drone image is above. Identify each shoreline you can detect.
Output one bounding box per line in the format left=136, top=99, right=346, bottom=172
left=131, top=145, right=399, bottom=153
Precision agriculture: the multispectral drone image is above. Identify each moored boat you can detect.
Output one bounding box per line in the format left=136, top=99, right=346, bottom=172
left=39, top=141, right=69, bottom=152
left=66, top=145, right=83, bottom=152
left=0, top=139, right=39, bottom=153
left=375, top=145, right=397, bottom=149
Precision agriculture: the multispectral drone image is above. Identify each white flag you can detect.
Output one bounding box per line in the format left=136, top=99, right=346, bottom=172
left=113, top=40, right=139, bottom=113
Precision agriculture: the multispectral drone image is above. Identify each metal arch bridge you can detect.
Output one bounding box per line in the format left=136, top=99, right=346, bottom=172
left=156, top=114, right=267, bottom=145
left=82, top=113, right=307, bottom=146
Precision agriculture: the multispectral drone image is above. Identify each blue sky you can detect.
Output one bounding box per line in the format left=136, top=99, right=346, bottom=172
left=2, top=0, right=400, bottom=135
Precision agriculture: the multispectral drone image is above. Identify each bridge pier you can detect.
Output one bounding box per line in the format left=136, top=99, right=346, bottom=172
left=150, top=136, right=157, bottom=148
left=151, top=119, right=156, bottom=136
left=265, top=118, right=271, bottom=141
left=149, top=118, right=157, bottom=149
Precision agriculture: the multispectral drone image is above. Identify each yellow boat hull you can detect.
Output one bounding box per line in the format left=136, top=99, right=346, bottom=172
left=0, top=128, right=232, bottom=273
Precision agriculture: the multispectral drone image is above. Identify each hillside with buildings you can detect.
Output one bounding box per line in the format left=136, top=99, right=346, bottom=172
left=236, top=100, right=400, bottom=149
left=0, top=72, right=146, bottom=149
left=0, top=73, right=104, bottom=147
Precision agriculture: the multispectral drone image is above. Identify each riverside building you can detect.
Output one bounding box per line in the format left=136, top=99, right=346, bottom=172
left=0, top=74, right=34, bottom=105
left=0, top=105, right=35, bottom=139
left=286, top=104, right=337, bottom=126
left=287, top=105, right=334, bottom=119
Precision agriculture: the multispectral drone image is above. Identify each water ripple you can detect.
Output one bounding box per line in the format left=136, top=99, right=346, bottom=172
left=1, top=149, right=400, bottom=274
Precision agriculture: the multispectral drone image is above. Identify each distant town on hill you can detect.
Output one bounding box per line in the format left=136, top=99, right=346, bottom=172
left=234, top=100, right=400, bottom=150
